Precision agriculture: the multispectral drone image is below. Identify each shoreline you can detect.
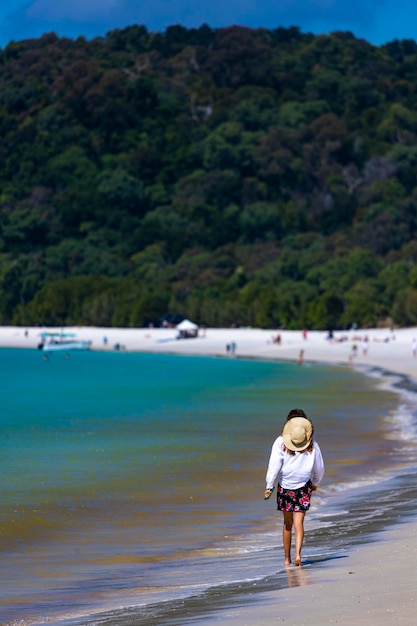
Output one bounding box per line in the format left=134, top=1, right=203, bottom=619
left=3, top=324, right=417, bottom=379
left=178, top=518, right=417, bottom=626
left=3, top=324, right=417, bottom=625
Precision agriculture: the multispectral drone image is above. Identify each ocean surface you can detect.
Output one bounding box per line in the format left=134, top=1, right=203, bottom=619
left=1, top=348, right=417, bottom=625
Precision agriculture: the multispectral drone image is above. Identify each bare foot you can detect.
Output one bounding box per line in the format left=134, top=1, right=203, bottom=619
left=294, top=558, right=302, bottom=567
left=284, top=559, right=292, bottom=566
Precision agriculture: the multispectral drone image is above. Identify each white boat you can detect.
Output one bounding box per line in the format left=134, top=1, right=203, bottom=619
left=38, top=332, right=91, bottom=352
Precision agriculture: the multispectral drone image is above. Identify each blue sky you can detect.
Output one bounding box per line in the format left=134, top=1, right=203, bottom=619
left=1, top=1, right=416, bottom=48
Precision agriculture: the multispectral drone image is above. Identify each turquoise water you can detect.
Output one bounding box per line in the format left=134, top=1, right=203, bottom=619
left=0, top=348, right=415, bottom=624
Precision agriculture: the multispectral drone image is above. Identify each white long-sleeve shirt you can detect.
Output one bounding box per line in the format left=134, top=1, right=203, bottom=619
left=266, top=435, right=325, bottom=490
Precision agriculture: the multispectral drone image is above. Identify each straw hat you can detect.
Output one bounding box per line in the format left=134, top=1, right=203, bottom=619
left=282, top=417, right=313, bottom=451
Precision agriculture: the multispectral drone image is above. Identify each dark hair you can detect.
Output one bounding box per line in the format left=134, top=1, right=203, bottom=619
left=283, top=408, right=314, bottom=454
left=286, top=408, right=308, bottom=421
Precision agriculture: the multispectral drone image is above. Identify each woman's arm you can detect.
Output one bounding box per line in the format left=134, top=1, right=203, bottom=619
left=265, top=437, right=284, bottom=490
left=311, top=440, right=325, bottom=488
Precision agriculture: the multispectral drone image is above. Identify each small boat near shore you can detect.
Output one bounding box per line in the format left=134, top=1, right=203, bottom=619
left=38, top=332, right=92, bottom=352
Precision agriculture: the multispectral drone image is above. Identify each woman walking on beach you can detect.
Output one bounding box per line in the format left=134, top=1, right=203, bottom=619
left=264, top=409, right=324, bottom=566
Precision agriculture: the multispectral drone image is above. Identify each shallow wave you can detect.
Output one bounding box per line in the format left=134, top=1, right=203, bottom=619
left=383, top=402, right=417, bottom=443
left=355, top=365, right=417, bottom=455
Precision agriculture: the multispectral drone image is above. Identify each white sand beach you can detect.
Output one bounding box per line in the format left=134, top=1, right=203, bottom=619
left=3, top=323, right=417, bottom=379
left=2, top=323, right=417, bottom=625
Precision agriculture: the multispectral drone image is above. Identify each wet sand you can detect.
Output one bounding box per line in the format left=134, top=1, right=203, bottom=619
left=191, top=519, right=417, bottom=625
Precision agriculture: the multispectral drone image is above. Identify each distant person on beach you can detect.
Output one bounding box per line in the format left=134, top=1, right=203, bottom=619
left=349, top=343, right=358, bottom=365
left=272, top=333, right=281, bottom=345
left=361, top=336, right=369, bottom=356
left=264, top=409, right=325, bottom=567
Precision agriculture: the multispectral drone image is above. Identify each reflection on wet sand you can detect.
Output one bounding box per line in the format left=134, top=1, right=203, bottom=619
left=285, top=564, right=310, bottom=587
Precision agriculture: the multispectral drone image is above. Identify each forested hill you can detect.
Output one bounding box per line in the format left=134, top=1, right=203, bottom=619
left=2, top=25, right=417, bottom=330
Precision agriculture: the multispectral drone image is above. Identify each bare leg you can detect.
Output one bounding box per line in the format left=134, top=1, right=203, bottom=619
left=293, top=511, right=306, bottom=565
left=282, top=511, right=293, bottom=565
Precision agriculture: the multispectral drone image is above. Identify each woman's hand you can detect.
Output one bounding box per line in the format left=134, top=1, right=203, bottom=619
left=312, top=484, right=317, bottom=491
left=264, top=487, right=274, bottom=500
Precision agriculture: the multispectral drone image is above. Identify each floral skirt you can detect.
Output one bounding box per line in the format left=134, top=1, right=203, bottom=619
left=277, top=480, right=313, bottom=512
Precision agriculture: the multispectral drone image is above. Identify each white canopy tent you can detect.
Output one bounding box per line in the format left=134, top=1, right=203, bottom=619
left=176, top=319, right=199, bottom=338
left=176, top=319, right=198, bottom=331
